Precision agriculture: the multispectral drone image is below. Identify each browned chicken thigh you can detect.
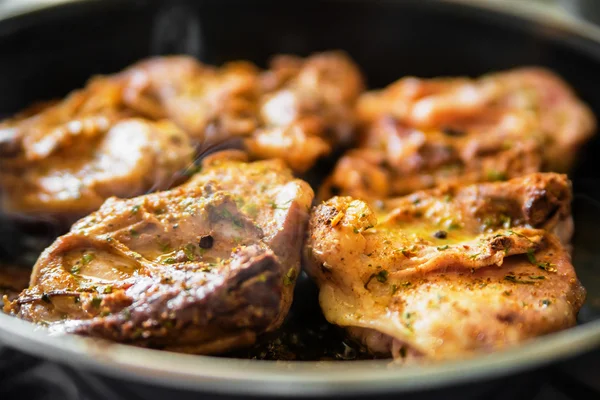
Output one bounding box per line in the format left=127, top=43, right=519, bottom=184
left=0, top=51, right=361, bottom=224
left=120, top=52, right=363, bottom=172
left=320, top=68, right=595, bottom=200
left=305, top=173, right=585, bottom=361
left=1, top=117, right=194, bottom=222
left=5, top=151, right=314, bottom=354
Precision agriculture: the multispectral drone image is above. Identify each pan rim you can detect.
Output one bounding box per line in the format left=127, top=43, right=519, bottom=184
left=1, top=0, right=600, bottom=396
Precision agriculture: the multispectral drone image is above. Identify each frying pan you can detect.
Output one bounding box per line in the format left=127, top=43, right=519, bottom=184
left=1, top=0, right=600, bottom=398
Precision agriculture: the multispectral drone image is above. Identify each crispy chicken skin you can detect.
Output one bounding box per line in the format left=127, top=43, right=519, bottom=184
left=305, top=173, right=585, bottom=361
left=320, top=68, right=595, bottom=200
left=5, top=151, right=314, bottom=354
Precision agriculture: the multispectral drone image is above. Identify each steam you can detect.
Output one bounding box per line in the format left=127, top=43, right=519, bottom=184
left=151, top=3, right=204, bottom=59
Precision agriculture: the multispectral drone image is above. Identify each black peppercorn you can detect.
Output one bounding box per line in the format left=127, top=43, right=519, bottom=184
left=433, top=230, right=448, bottom=239
left=199, top=235, right=214, bottom=249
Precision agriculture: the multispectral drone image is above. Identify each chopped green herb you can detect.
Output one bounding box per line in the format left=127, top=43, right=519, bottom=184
left=527, top=250, right=537, bottom=264
left=129, top=229, right=139, bottom=237
left=541, top=299, right=552, bottom=306
left=283, top=268, right=297, bottom=286
left=82, top=253, right=94, bottom=265
left=486, top=170, right=507, bottom=182
left=507, top=229, right=533, bottom=242
left=447, top=221, right=461, bottom=231
left=437, top=245, right=450, bottom=251
left=131, top=205, right=141, bottom=214
left=268, top=199, right=292, bottom=210
left=400, top=248, right=415, bottom=258
left=364, top=269, right=389, bottom=289
left=91, top=297, right=102, bottom=308
left=528, top=275, right=546, bottom=280
left=103, top=286, right=113, bottom=294
left=353, top=227, right=360, bottom=234
left=41, top=293, right=51, bottom=303
left=391, top=284, right=398, bottom=295
left=71, top=265, right=81, bottom=274
left=504, top=275, right=535, bottom=284
left=164, top=257, right=176, bottom=264
left=376, top=270, right=389, bottom=283
left=538, top=262, right=557, bottom=272
left=184, top=243, right=196, bottom=261
left=122, top=309, right=131, bottom=320
left=527, top=249, right=557, bottom=272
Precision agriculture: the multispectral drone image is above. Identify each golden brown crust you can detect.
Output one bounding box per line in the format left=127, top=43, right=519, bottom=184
left=6, top=151, right=314, bottom=354
left=0, top=52, right=362, bottom=223
left=320, top=67, right=595, bottom=201
left=305, top=173, right=584, bottom=361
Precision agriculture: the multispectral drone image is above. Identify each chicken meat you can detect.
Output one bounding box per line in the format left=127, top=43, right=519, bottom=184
left=320, top=68, right=595, bottom=200
left=304, top=173, right=585, bottom=361
left=4, top=151, right=314, bottom=354
left=121, top=51, right=363, bottom=172
left=1, top=116, right=194, bottom=223
left=0, top=52, right=361, bottom=223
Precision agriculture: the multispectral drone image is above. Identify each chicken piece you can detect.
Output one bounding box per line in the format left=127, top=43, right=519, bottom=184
left=118, top=56, right=261, bottom=144
left=247, top=51, right=364, bottom=172
left=305, top=173, right=585, bottom=361
left=5, top=151, right=314, bottom=354
left=0, top=52, right=360, bottom=223
left=321, top=68, right=595, bottom=200
left=122, top=52, right=363, bottom=172
left=0, top=77, right=126, bottom=161
left=1, top=119, right=194, bottom=222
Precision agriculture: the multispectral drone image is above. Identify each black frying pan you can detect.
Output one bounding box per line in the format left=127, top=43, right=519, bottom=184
left=1, top=0, right=600, bottom=399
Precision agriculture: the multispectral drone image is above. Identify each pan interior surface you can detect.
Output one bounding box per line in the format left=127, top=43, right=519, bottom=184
left=1, top=0, right=600, bottom=395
